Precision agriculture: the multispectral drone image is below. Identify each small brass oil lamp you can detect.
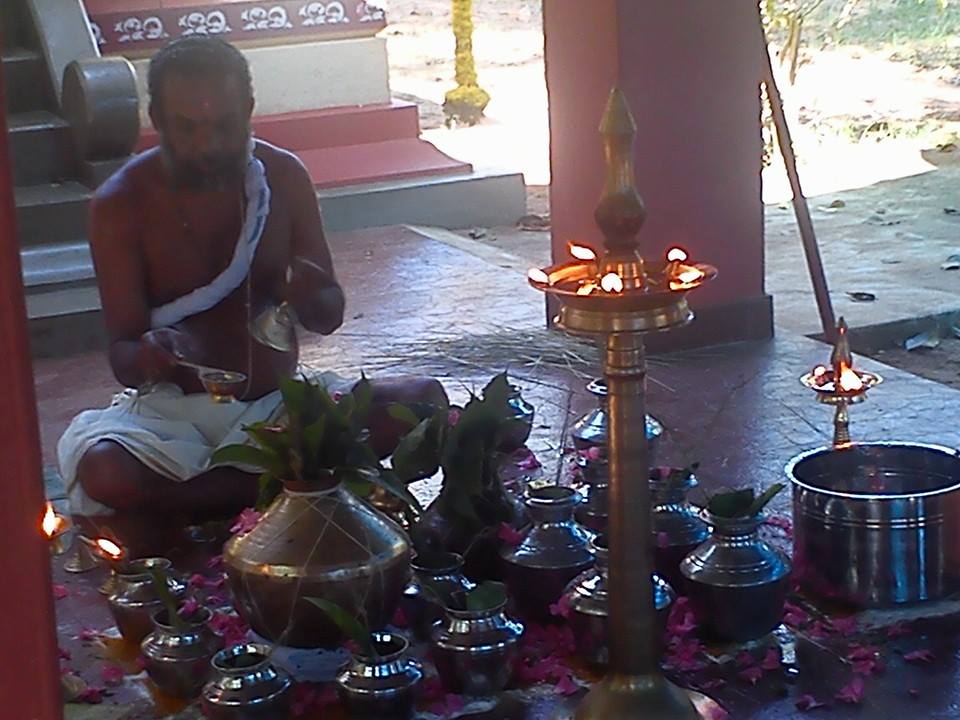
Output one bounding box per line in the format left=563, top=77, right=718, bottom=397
left=528, top=88, right=715, bottom=719
left=801, top=318, right=882, bottom=447
left=41, top=501, right=71, bottom=556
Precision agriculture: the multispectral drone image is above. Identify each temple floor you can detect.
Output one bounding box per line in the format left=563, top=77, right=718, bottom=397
left=39, top=226, right=960, bottom=719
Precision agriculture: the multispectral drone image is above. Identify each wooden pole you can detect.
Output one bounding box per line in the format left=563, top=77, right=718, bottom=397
left=0, top=47, right=64, bottom=720
left=759, top=18, right=837, bottom=342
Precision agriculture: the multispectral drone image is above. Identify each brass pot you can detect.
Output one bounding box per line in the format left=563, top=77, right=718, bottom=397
left=201, top=643, right=292, bottom=719
left=141, top=607, right=224, bottom=698
left=337, top=632, right=423, bottom=719
left=107, top=558, right=187, bottom=644
left=224, top=482, right=412, bottom=648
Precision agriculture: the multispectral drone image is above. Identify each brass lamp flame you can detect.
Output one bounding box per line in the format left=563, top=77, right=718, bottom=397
left=801, top=317, right=882, bottom=447
left=42, top=502, right=71, bottom=556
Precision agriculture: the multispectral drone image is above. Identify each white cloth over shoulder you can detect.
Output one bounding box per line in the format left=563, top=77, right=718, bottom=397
left=149, top=153, right=271, bottom=329
left=57, top=372, right=350, bottom=517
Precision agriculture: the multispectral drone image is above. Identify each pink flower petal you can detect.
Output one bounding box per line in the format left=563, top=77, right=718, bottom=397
left=699, top=678, right=726, bottom=691
left=760, top=648, right=781, bottom=671
left=76, top=687, right=104, bottom=704
left=133, top=655, right=146, bottom=673
left=885, top=621, right=913, bottom=638
left=734, top=650, right=754, bottom=668
left=178, top=597, right=200, bottom=618
left=77, top=628, right=99, bottom=642
left=830, top=616, right=859, bottom=637
left=904, top=649, right=935, bottom=664
left=835, top=675, right=864, bottom=704
left=516, top=449, right=541, bottom=470
left=497, top=522, right=525, bottom=547
left=58, top=647, right=71, bottom=661
left=447, top=408, right=461, bottom=427
left=230, top=508, right=262, bottom=535
left=206, top=554, right=224, bottom=570
left=737, top=666, right=763, bottom=685
left=549, top=595, right=572, bottom=620
left=795, top=694, right=826, bottom=711
left=188, top=573, right=208, bottom=589
left=555, top=672, right=580, bottom=696
left=52, top=584, right=69, bottom=600
left=101, top=665, right=125, bottom=686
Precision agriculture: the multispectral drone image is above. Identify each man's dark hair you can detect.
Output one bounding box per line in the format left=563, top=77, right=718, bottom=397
left=148, top=37, right=253, bottom=116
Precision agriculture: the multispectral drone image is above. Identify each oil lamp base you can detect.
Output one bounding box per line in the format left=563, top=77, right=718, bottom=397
left=575, top=673, right=704, bottom=720
left=63, top=543, right=100, bottom=573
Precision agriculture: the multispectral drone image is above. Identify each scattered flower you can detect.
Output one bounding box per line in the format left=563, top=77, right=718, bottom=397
left=75, top=687, right=104, bottom=704
left=555, top=672, right=580, bottom=696
left=580, top=446, right=603, bottom=462
left=783, top=601, right=810, bottom=628
left=795, top=694, right=826, bottom=711
left=447, top=408, right=461, bottom=426
left=58, top=647, right=71, bottom=661
left=204, top=593, right=227, bottom=607
left=651, top=466, right=673, bottom=480
left=516, top=449, right=541, bottom=471
left=737, top=666, right=763, bottom=685
left=806, top=620, right=831, bottom=639
left=210, top=611, right=250, bottom=647
left=77, top=628, right=99, bottom=642
left=904, top=649, right=935, bottom=664
left=835, top=675, right=864, bottom=704
left=206, top=554, right=224, bottom=570
left=760, top=648, right=781, bottom=671
left=549, top=595, right=572, bottom=620
left=188, top=573, right=208, bottom=589
left=178, top=597, right=200, bottom=618
left=656, top=531, right=670, bottom=549
left=101, top=665, right=124, bottom=686
left=230, top=508, right=262, bottom=535
left=133, top=655, right=147, bottom=673
left=666, top=597, right=697, bottom=636
left=764, top=515, right=793, bottom=537
left=830, top=616, right=859, bottom=637
left=734, top=650, right=754, bottom=668
left=885, top=621, right=912, bottom=638
left=497, top=522, right=524, bottom=547
left=52, top=584, right=69, bottom=600
left=698, top=678, right=726, bottom=691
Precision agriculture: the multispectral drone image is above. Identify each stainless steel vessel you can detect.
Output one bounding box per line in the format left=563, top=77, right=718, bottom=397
left=788, top=441, right=960, bottom=608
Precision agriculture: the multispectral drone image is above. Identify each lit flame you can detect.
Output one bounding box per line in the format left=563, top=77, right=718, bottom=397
left=569, top=243, right=597, bottom=262
left=838, top=364, right=864, bottom=392
left=676, top=268, right=704, bottom=284
left=41, top=502, right=63, bottom=538
left=600, top=272, right=624, bottom=293
left=94, top=537, right=124, bottom=561
left=576, top=281, right=597, bottom=296
left=527, top=267, right=550, bottom=285
left=813, top=365, right=827, bottom=378
left=666, top=247, right=688, bottom=263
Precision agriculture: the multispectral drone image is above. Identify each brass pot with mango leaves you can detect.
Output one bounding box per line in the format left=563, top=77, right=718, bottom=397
left=224, top=475, right=412, bottom=648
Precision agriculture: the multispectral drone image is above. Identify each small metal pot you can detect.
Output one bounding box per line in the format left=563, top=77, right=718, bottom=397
left=570, top=378, right=663, bottom=456
left=681, top=512, right=791, bottom=642
left=563, top=534, right=674, bottom=667
left=498, top=385, right=536, bottom=452
left=788, top=442, right=960, bottom=607
left=500, top=486, right=595, bottom=620
left=201, top=643, right=292, bottom=720
left=430, top=600, right=524, bottom=695
left=107, top=558, right=187, bottom=644
left=401, top=552, right=474, bottom=641
left=337, top=632, right=423, bottom=719
left=573, top=456, right=610, bottom=533
left=141, top=607, right=223, bottom=698
left=650, top=469, right=710, bottom=591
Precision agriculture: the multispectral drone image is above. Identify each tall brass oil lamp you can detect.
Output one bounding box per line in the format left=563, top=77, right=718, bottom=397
left=528, top=89, right=715, bottom=719
left=800, top=317, right=881, bottom=447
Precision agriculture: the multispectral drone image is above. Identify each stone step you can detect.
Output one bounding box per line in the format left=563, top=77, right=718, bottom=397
left=27, top=284, right=105, bottom=359
left=8, top=110, right=77, bottom=186
left=1, top=0, right=27, bottom=49
left=2, top=47, right=52, bottom=115
left=14, top=181, right=91, bottom=248
left=21, top=240, right=95, bottom=290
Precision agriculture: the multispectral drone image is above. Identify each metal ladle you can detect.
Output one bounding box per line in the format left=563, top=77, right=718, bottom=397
left=249, top=301, right=298, bottom=353
left=175, top=359, right=248, bottom=403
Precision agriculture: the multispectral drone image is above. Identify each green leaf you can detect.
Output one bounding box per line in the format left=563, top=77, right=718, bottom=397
left=211, top=444, right=284, bottom=475
left=303, top=416, right=327, bottom=469
left=466, top=581, right=507, bottom=611
left=149, top=567, right=188, bottom=632
left=746, top=483, right=786, bottom=516
left=306, top=598, right=375, bottom=658
left=387, top=403, right=422, bottom=428
left=279, top=377, right=308, bottom=419
left=392, top=417, right=440, bottom=483
left=373, top=469, right=424, bottom=514
left=707, top=488, right=756, bottom=518
left=256, top=474, right=282, bottom=510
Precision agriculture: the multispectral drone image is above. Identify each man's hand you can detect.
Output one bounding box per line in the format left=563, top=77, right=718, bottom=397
left=286, top=257, right=345, bottom=335
left=137, top=328, right=199, bottom=383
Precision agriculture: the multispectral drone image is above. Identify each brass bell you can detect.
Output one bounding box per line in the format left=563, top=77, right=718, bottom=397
left=249, top=301, right=298, bottom=352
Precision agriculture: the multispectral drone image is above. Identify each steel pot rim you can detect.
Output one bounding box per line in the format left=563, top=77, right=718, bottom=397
left=785, top=441, right=960, bottom=501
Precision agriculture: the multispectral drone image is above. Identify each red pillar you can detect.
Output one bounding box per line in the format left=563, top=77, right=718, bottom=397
left=0, top=52, right=63, bottom=720
left=544, top=0, right=773, bottom=349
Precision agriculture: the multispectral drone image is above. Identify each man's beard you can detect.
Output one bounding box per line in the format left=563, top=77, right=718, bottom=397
left=161, top=137, right=250, bottom=190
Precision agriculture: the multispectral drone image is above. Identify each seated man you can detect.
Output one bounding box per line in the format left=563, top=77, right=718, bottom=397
left=58, top=37, right=444, bottom=555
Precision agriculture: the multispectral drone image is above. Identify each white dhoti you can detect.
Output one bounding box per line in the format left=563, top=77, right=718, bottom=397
left=58, top=373, right=349, bottom=517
